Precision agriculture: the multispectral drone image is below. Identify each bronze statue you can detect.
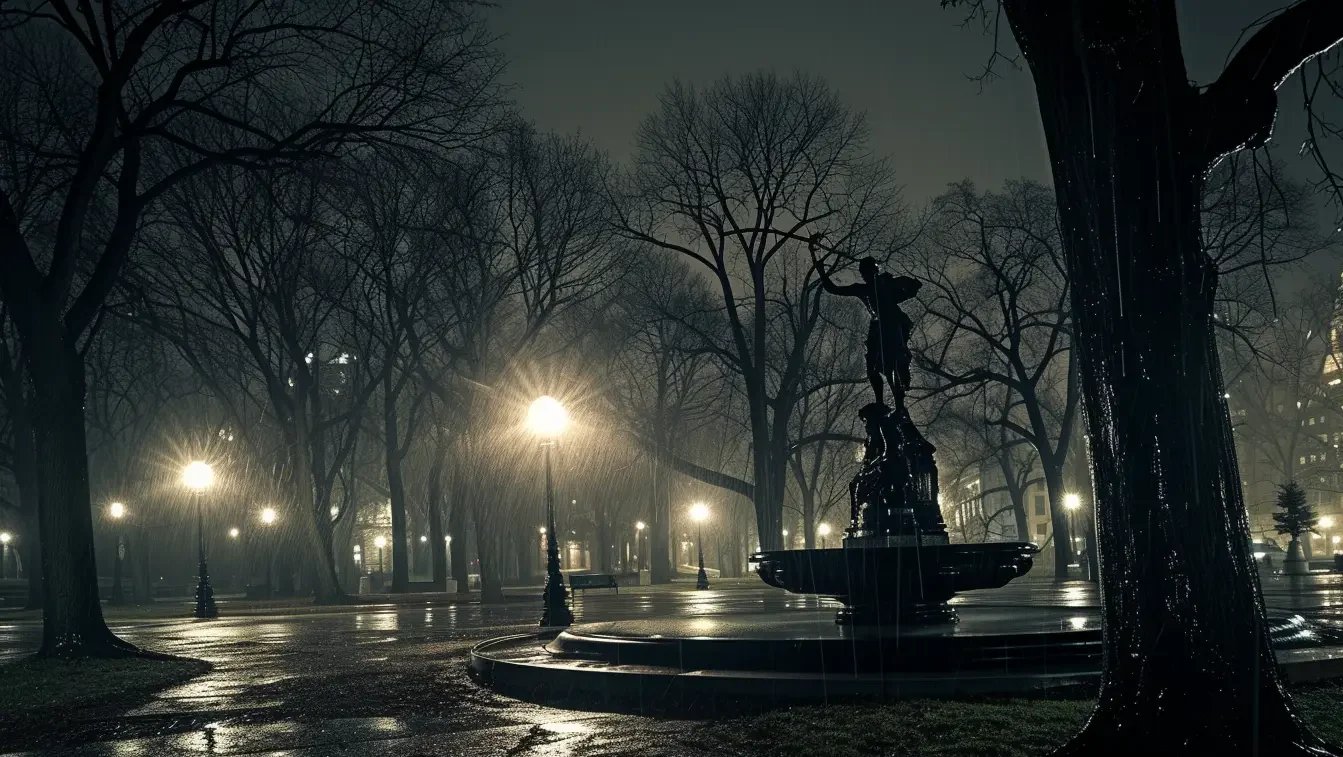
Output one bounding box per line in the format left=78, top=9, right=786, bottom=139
left=809, top=236, right=921, bottom=409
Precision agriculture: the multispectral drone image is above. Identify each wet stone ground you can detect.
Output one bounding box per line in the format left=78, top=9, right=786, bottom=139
left=2, top=574, right=1343, bottom=756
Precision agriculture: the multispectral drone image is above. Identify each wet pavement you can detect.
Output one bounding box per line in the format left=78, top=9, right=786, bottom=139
left=3, top=574, right=1343, bottom=756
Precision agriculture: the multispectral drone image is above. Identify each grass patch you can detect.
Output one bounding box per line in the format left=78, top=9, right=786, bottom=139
left=687, top=697, right=1093, bottom=757
left=684, top=684, right=1343, bottom=757
left=0, top=655, right=210, bottom=713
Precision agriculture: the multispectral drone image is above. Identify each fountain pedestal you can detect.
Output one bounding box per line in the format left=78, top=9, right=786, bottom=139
left=755, top=402, right=1037, bottom=623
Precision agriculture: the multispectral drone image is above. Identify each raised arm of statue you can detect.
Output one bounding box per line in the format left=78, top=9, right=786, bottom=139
left=809, top=235, right=866, bottom=298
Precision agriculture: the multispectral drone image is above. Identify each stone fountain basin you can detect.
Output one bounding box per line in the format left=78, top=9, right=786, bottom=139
left=751, top=542, right=1039, bottom=622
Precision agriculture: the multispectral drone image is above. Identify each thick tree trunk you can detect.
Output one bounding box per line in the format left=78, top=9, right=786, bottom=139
left=1004, top=1, right=1332, bottom=750
left=28, top=328, right=135, bottom=657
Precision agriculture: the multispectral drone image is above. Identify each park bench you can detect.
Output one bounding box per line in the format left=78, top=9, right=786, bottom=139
left=568, top=573, right=619, bottom=595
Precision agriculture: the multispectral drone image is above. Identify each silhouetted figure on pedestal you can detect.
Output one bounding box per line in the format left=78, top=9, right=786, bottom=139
left=810, top=237, right=921, bottom=409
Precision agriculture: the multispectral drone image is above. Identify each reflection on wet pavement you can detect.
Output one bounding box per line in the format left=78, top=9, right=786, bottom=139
left=3, top=575, right=1343, bottom=755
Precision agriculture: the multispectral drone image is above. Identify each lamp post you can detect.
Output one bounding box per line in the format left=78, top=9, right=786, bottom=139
left=1323, top=517, right=1336, bottom=554
left=690, top=503, right=710, bottom=590
left=635, top=521, right=646, bottom=572
left=375, top=535, right=387, bottom=576
left=183, top=461, right=218, bottom=618
left=818, top=522, right=831, bottom=550
left=1, top=532, right=11, bottom=579
left=1064, top=493, right=1082, bottom=572
left=260, top=508, right=277, bottom=598
left=108, top=502, right=126, bottom=604
left=529, top=395, right=573, bottom=627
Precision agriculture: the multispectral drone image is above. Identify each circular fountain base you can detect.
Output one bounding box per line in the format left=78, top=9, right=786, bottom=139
left=469, top=595, right=1343, bottom=711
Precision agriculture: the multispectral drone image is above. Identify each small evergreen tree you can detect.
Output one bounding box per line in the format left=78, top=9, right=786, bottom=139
left=1273, top=481, right=1318, bottom=541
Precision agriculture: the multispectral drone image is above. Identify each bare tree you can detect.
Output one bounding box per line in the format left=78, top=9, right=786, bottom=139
left=950, top=0, right=1343, bottom=749
left=604, top=257, right=724, bottom=582
left=912, top=179, right=1078, bottom=577
left=614, top=71, right=908, bottom=550
left=1226, top=280, right=1343, bottom=542
left=0, top=0, right=503, bottom=657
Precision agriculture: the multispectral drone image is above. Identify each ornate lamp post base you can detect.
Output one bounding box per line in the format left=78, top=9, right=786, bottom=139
left=195, top=560, right=218, bottom=619
left=541, top=567, right=573, bottom=627
left=696, top=529, right=710, bottom=590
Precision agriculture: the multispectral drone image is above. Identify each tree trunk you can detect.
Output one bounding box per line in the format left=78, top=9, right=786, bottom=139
left=10, top=397, right=43, bottom=609
left=383, top=380, right=410, bottom=592
left=293, top=412, right=345, bottom=604
left=1004, top=1, right=1332, bottom=749
left=428, top=493, right=447, bottom=591
left=650, top=454, right=672, bottom=584
left=449, top=501, right=468, bottom=591
left=477, top=526, right=504, bottom=603
left=1043, top=465, right=1072, bottom=579
left=27, top=328, right=135, bottom=657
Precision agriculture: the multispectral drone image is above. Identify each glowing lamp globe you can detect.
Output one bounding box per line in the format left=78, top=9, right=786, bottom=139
left=374, top=536, right=387, bottom=549
left=229, top=527, right=240, bottom=539
left=261, top=507, right=277, bottom=525
left=636, top=521, right=646, bottom=531
left=690, top=503, right=709, bottom=523
left=182, top=461, right=215, bottom=491
left=109, top=502, right=126, bottom=519
left=1322, top=516, right=1336, bottom=530
left=1063, top=493, right=1082, bottom=511
left=526, top=396, right=569, bottom=438
left=818, top=523, right=832, bottom=537
left=0, top=532, right=10, bottom=545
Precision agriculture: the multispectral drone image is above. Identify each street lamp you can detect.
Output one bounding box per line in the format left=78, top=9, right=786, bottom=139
left=690, top=503, right=710, bottom=590
left=229, top=527, right=240, bottom=539
left=0, top=532, right=8, bottom=580
left=528, top=396, right=573, bottom=627
left=183, top=460, right=218, bottom=618
left=375, top=535, right=387, bottom=575
left=1063, top=493, right=1083, bottom=564
left=818, top=522, right=832, bottom=549
left=260, top=508, right=277, bottom=598
left=636, top=521, right=646, bottom=572
left=108, top=502, right=127, bottom=604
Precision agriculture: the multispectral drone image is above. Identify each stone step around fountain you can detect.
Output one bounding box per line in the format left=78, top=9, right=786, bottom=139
left=467, top=610, right=1343, bottom=710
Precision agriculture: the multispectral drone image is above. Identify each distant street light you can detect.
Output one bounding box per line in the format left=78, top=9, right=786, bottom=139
left=375, top=535, right=387, bottom=575
left=108, top=502, right=127, bottom=604
left=353, top=544, right=362, bottom=573
left=818, top=522, right=832, bottom=549
left=1063, top=493, right=1081, bottom=510
left=260, top=508, right=277, bottom=598
left=529, top=396, right=573, bottom=627
left=183, top=461, right=218, bottom=618
left=229, top=527, right=240, bottom=539
left=636, top=521, right=646, bottom=572
left=691, top=503, right=710, bottom=590
left=0, top=532, right=8, bottom=580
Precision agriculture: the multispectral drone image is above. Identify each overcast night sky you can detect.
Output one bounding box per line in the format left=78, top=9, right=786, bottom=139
left=488, top=1, right=1324, bottom=210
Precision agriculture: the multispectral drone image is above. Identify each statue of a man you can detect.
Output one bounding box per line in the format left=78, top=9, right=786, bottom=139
left=810, top=236, right=922, bottom=408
